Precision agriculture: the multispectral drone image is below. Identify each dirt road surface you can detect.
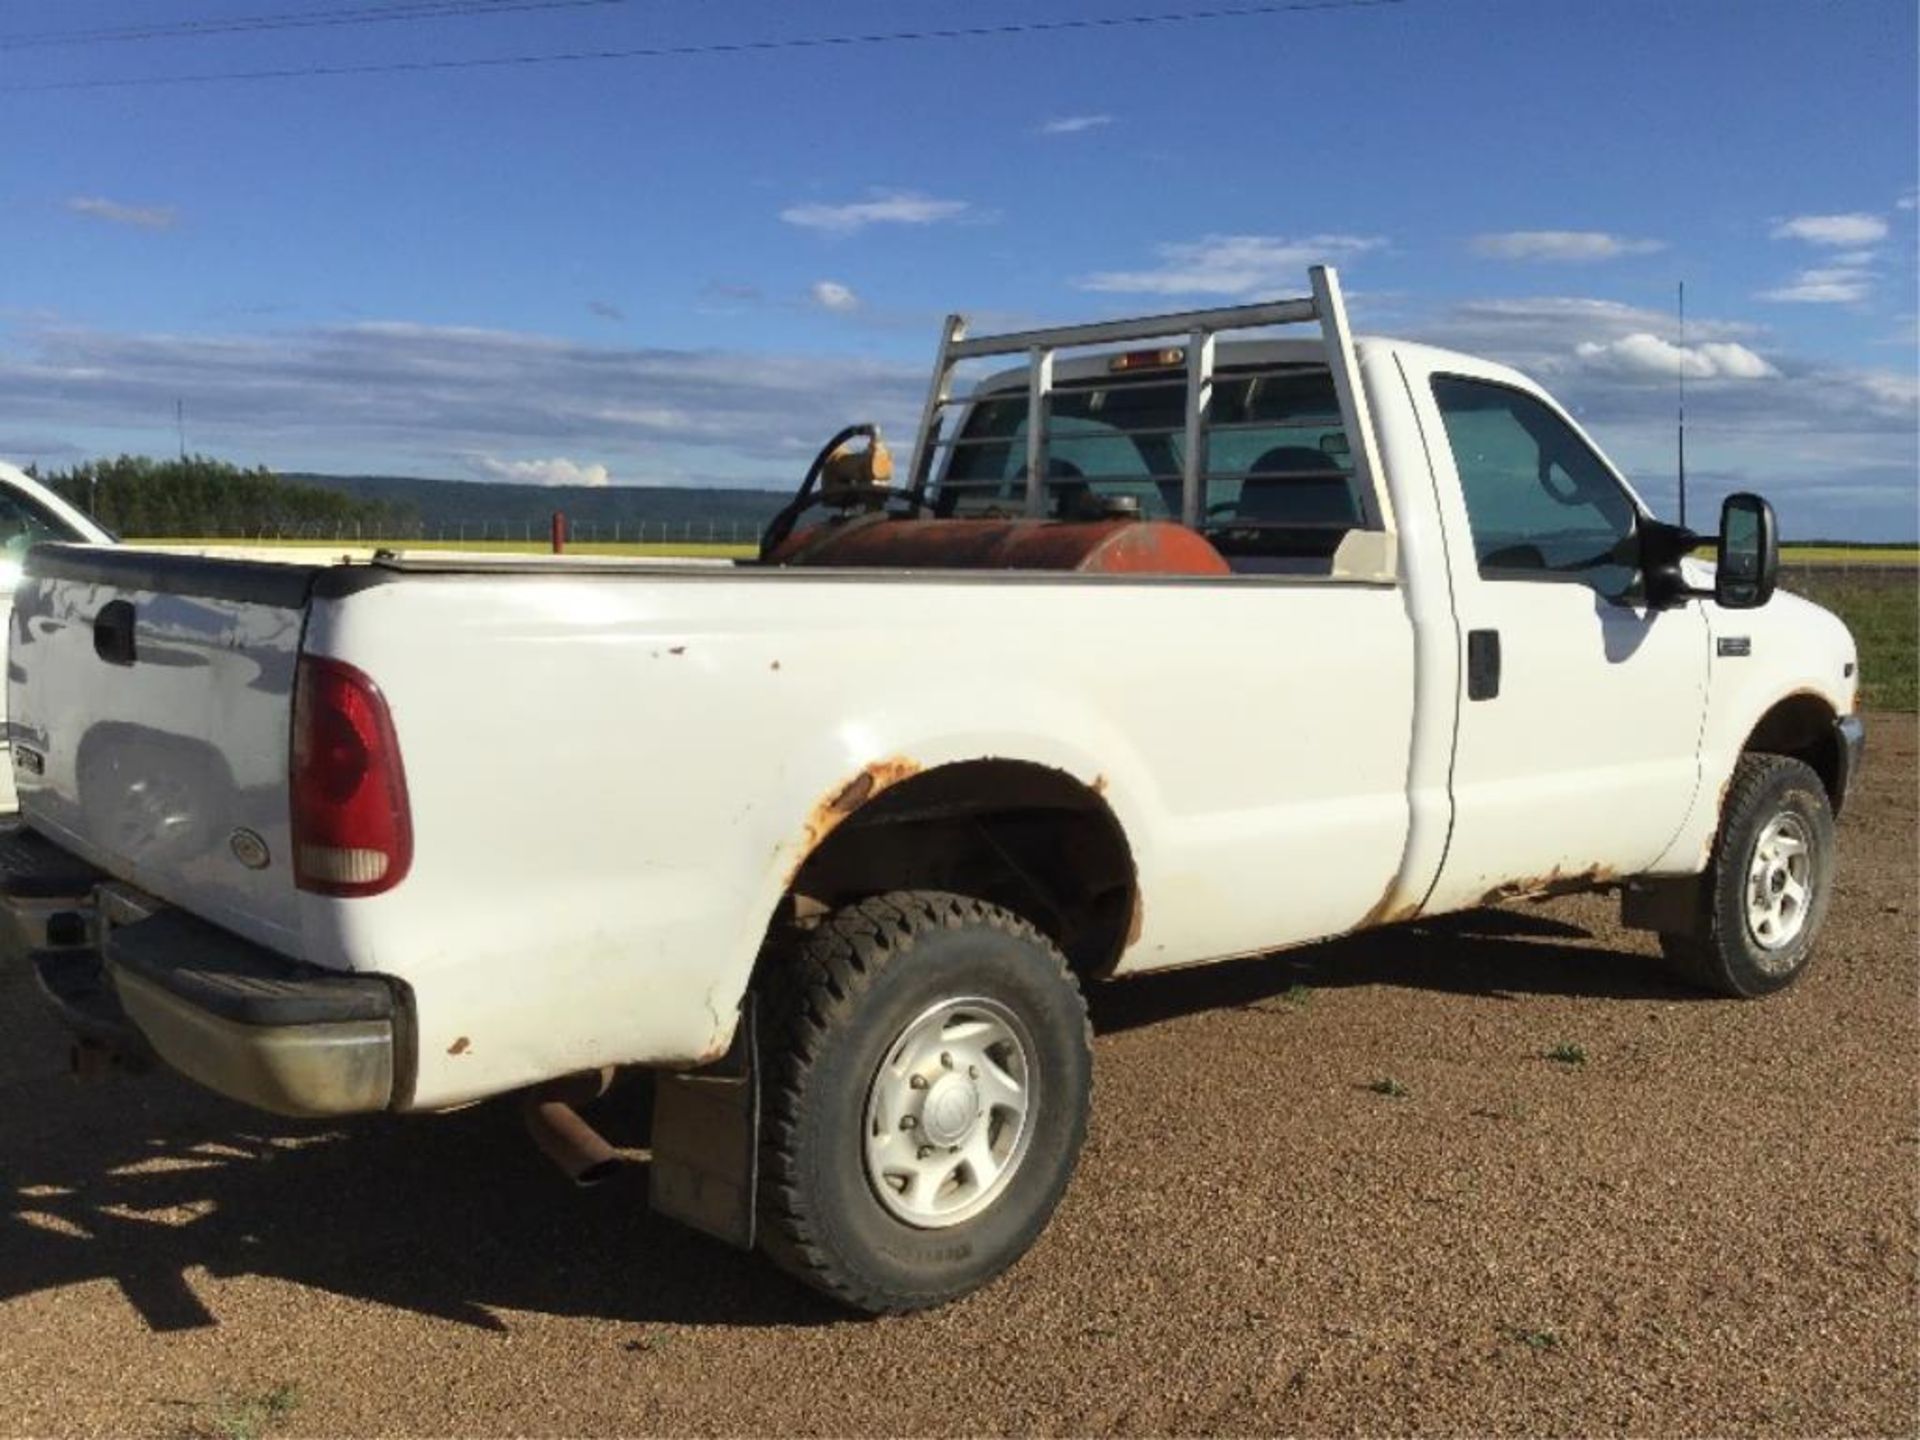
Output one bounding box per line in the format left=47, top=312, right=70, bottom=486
left=3, top=719, right=1914, bottom=1437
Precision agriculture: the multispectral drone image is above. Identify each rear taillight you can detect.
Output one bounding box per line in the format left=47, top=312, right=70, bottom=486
left=291, top=655, right=412, bottom=896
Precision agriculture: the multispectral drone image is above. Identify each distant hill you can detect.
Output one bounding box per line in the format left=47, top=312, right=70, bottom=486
left=286, top=472, right=793, bottom=542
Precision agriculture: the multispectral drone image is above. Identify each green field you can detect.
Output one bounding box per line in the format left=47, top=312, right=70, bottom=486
left=1781, top=568, right=1918, bottom=711
left=1780, top=545, right=1919, bottom=565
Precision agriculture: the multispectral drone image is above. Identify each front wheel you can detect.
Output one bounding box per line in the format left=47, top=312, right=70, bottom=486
left=1660, top=754, right=1836, bottom=997
left=757, top=891, right=1092, bottom=1313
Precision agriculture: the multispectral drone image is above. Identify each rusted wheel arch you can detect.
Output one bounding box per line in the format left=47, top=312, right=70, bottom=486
left=779, top=759, right=1138, bottom=981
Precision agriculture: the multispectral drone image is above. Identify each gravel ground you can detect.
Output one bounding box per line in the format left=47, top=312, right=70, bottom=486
left=1, top=718, right=1913, bottom=1438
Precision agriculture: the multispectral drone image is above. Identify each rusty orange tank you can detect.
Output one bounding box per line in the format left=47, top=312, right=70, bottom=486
left=767, top=514, right=1230, bottom=576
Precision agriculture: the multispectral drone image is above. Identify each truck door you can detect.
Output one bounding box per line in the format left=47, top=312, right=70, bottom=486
left=1411, top=368, right=1708, bottom=911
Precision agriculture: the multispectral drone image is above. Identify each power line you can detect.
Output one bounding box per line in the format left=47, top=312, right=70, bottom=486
left=1, top=0, right=625, bottom=53
left=0, top=0, right=1410, bottom=94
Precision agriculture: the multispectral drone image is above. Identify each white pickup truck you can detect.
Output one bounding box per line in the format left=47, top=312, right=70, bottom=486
left=1, top=268, right=1863, bottom=1314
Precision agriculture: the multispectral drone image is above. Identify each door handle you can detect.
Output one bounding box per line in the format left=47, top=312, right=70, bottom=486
left=93, top=599, right=136, bottom=666
left=1467, top=628, right=1500, bottom=701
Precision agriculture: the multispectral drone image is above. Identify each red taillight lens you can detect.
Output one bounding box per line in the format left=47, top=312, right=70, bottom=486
left=1109, top=346, right=1185, bottom=373
left=291, top=655, right=412, bottom=896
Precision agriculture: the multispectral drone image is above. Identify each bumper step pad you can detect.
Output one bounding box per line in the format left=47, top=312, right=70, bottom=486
left=109, top=910, right=396, bottom=1027
left=0, top=825, right=105, bottom=900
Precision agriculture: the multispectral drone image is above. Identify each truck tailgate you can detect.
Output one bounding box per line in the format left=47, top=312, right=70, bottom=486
left=8, top=545, right=319, bottom=959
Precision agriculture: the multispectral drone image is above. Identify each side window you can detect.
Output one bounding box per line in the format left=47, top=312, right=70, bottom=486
left=1431, top=375, right=1640, bottom=599
left=0, top=486, right=82, bottom=567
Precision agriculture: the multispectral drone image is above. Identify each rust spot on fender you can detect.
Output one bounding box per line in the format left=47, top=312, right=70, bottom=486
left=787, top=757, right=925, bottom=886
left=447, top=1036, right=470, bottom=1056
left=668, top=645, right=687, bottom=656
left=1124, top=892, right=1145, bottom=949
left=1355, top=886, right=1423, bottom=930
left=829, top=771, right=876, bottom=813
left=1090, top=774, right=1109, bottom=796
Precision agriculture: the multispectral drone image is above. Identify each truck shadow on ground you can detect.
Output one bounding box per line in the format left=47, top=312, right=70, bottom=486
left=0, top=906, right=1692, bottom=1336
left=0, top=1018, right=815, bottom=1333
left=1087, top=903, right=1699, bottom=1034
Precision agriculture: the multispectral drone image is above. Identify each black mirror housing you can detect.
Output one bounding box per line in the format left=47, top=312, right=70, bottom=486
left=1715, top=492, right=1779, bottom=610
left=1639, top=517, right=1700, bottom=609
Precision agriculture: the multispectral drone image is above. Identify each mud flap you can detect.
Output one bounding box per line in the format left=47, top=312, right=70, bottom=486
left=1621, top=875, right=1707, bottom=938
left=648, top=1000, right=758, bottom=1249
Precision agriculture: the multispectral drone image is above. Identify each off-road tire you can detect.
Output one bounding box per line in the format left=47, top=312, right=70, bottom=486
left=757, top=890, right=1092, bottom=1313
left=1659, top=754, right=1835, bottom=997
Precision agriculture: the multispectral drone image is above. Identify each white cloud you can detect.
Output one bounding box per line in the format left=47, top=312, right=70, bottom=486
left=1761, top=214, right=1884, bottom=302
left=809, top=280, right=859, bottom=312
left=1406, top=292, right=1916, bottom=533
left=780, top=191, right=969, bottom=234
left=1471, top=230, right=1665, bottom=262
left=1574, top=333, right=1779, bottom=381
left=469, top=455, right=613, bottom=487
left=1077, top=233, right=1385, bottom=296
left=0, top=320, right=924, bottom=485
left=2, top=303, right=1907, bottom=535
left=65, top=195, right=176, bottom=230
left=1771, top=213, right=1888, bottom=246
left=1760, top=265, right=1875, bottom=304
left=1897, top=190, right=1917, bottom=212
left=586, top=299, right=625, bottom=322
left=1038, top=114, right=1113, bottom=135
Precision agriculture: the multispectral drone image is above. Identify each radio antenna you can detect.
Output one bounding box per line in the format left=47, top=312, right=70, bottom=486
left=1676, top=280, right=1687, bottom=529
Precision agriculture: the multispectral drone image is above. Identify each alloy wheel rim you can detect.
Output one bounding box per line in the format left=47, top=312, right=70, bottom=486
left=1745, top=811, right=1814, bottom=962
left=862, top=996, right=1037, bottom=1229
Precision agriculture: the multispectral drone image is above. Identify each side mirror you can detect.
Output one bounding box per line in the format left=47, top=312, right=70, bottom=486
left=1715, top=492, right=1778, bottom=609
left=1638, top=517, right=1699, bottom=609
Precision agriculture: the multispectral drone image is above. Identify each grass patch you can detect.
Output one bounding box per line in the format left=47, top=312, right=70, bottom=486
left=1280, top=983, right=1313, bottom=1008
left=195, top=1384, right=301, bottom=1440
left=1500, top=1324, right=1562, bottom=1352
left=1781, top=567, right=1918, bottom=712
left=1367, top=1077, right=1410, bottom=1098
left=1545, top=1041, right=1587, bottom=1067
left=1780, top=545, right=1917, bottom=565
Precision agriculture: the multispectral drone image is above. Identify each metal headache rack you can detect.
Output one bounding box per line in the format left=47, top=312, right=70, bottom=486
left=904, top=265, right=1390, bottom=541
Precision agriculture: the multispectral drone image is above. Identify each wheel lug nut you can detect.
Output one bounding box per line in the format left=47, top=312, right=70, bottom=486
left=968, top=1065, right=979, bottom=1079
left=941, top=1052, right=954, bottom=1069
left=917, top=1145, right=933, bottom=1160
left=909, top=1075, right=929, bottom=1090
left=900, top=1116, right=916, bottom=1130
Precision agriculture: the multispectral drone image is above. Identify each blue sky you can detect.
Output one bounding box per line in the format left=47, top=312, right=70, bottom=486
left=1, top=0, right=1914, bottom=536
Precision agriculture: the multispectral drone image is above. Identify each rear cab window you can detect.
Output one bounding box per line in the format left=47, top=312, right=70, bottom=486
left=934, top=364, right=1366, bottom=573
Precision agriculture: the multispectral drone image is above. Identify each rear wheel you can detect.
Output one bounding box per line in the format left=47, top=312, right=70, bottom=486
left=1660, top=754, right=1835, bottom=997
left=757, top=890, right=1092, bottom=1313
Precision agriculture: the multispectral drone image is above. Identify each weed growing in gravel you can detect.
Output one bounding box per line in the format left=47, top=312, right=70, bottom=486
left=1281, top=983, right=1313, bottom=1008
left=1546, top=1042, right=1588, bottom=1067
left=197, top=1384, right=301, bottom=1440
left=1501, top=1325, right=1562, bottom=1352
left=1368, top=1077, right=1410, bottom=1098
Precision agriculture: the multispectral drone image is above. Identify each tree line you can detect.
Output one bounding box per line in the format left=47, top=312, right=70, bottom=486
left=27, top=455, right=413, bottom=539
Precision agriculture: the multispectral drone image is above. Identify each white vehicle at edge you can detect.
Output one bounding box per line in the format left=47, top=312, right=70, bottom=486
left=0, top=461, right=112, bottom=811
left=0, top=269, right=1862, bottom=1314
